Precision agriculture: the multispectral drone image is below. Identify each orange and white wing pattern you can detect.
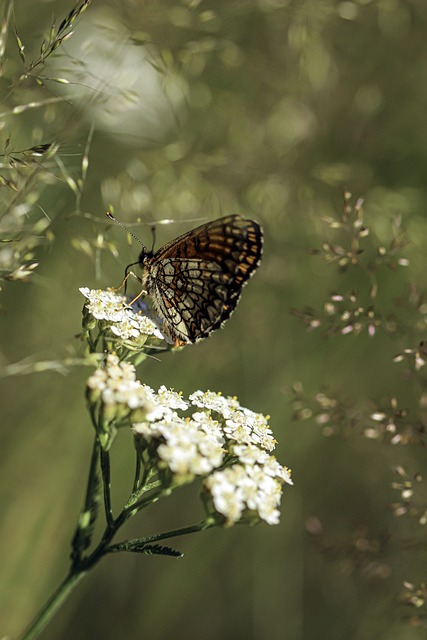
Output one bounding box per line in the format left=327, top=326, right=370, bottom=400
left=139, top=215, right=263, bottom=345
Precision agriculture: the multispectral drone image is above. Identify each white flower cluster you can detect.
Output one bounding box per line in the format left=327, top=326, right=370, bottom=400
left=86, top=358, right=292, bottom=525
left=189, top=389, right=277, bottom=451
left=136, top=416, right=224, bottom=477
left=205, top=443, right=292, bottom=526
left=87, top=354, right=157, bottom=422
left=133, top=389, right=292, bottom=526
left=80, top=287, right=165, bottom=342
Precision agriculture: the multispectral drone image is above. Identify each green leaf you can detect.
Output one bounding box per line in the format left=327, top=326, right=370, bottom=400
left=107, top=539, right=183, bottom=558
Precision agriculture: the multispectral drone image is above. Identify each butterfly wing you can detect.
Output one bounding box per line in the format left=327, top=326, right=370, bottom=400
left=143, top=216, right=263, bottom=344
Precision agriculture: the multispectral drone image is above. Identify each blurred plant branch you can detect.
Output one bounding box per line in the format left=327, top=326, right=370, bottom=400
left=0, top=1, right=94, bottom=303
left=292, top=191, right=427, bottom=628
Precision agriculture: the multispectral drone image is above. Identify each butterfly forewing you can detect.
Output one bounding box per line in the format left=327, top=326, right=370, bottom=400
left=139, top=215, right=263, bottom=345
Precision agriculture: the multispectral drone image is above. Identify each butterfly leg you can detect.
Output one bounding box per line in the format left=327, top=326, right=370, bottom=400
left=128, top=287, right=148, bottom=306
left=109, top=269, right=143, bottom=294
left=109, top=271, right=133, bottom=292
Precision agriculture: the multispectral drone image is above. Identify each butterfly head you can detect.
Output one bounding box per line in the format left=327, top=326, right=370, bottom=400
left=137, top=246, right=153, bottom=266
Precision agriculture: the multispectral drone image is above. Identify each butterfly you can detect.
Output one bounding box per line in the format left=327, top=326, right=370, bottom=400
left=107, top=214, right=263, bottom=347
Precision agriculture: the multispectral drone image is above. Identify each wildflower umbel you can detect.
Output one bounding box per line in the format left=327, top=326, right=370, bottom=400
left=80, top=287, right=167, bottom=352
left=86, top=356, right=292, bottom=525
left=189, top=389, right=277, bottom=451
left=86, top=353, right=158, bottom=426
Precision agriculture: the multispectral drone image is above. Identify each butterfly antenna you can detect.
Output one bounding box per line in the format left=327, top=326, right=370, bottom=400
left=150, top=223, right=156, bottom=254
left=106, top=211, right=146, bottom=250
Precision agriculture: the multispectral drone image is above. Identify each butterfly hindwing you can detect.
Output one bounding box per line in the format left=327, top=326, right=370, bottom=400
left=140, top=215, right=263, bottom=344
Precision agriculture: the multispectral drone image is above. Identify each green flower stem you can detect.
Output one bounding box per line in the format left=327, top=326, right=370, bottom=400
left=143, top=517, right=216, bottom=543
left=20, top=570, right=87, bottom=640
left=21, top=507, right=131, bottom=639
left=91, top=329, right=102, bottom=351
left=107, top=517, right=217, bottom=552
left=100, top=448, right=113, bottom=527
left=132, top=450, right=142, bottom=493
left=86, top=331, right=96, bottom=352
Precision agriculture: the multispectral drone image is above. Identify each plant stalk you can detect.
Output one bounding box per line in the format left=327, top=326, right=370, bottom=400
left=20, top=570, right=87, bottom=640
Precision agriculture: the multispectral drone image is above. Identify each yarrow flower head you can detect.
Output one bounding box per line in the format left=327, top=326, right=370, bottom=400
left=80, top=287, right=167, bottom=352
left=86, top=354, right=158, bottom=433
left=130, top=388, right=292, bottom=526
left=85, top=358, right=292, bottom=526
left=204, top=463, right=285, bottom=526
left=189, top=390, right=277, bottom=451
left=203, top=442, right=292, bottom=526
left=134, top=415, right=225, bottom=481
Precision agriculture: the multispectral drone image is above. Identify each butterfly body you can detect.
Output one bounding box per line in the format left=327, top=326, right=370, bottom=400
left=134, top=215, right=263, bottom=346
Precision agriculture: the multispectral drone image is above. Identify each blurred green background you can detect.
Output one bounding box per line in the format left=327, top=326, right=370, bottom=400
left=2, top=0, right=427, bottom=638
